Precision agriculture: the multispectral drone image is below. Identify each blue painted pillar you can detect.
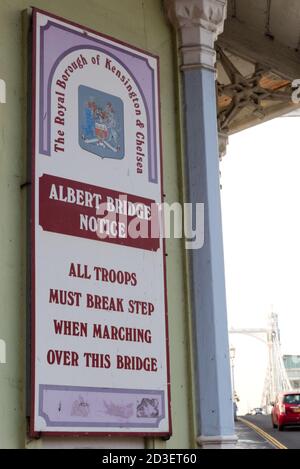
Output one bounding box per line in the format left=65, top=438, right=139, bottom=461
left=165, top=0, right=236, bottom=447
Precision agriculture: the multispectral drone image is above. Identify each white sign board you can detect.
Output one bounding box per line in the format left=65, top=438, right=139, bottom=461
left=31, top=8, right=171, bottom=436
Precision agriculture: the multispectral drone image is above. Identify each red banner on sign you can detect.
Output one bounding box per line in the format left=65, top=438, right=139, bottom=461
left=39, top=174, right=160, bottom=251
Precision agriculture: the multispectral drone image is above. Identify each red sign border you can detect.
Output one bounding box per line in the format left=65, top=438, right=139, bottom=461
left=30, top=8, right=172, bottom=438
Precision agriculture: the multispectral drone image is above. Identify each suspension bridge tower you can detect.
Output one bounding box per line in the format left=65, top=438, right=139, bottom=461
left=229, top=312, right=292, bottom=414
left=261, top=312, right=292, bottom=411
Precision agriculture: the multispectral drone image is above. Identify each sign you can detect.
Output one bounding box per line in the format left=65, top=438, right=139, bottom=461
left=31, top=9, right=171, bottom=436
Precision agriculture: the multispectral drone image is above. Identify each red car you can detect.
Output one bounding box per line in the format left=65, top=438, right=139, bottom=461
left=272, top=391, right=300, bottom=431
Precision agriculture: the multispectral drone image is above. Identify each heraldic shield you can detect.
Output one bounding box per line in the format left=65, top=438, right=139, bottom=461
left=79, top=85, right=125, bottom=160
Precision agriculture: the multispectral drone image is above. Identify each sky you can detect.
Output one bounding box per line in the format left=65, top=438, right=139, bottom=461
left=220, top=116, right=300, bottom=414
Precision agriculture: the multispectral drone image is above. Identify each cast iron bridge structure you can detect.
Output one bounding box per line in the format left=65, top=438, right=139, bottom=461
left=229, top=312, right=292, bottom=411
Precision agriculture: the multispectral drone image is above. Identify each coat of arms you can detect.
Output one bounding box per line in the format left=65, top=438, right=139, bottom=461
left=79, top=85, right=124, bottom=159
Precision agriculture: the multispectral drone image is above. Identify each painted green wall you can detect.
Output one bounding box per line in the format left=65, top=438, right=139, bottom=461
left=0, top=0, right=194, bottom=449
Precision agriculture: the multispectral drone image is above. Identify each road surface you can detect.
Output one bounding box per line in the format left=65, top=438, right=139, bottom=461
left=241, top=414, right=300, bottom=449
left=235, top=420, right=273, bottom=449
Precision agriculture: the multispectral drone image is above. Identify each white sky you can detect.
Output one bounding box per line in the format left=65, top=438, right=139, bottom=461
left=220, top=116, right=300, bottom=413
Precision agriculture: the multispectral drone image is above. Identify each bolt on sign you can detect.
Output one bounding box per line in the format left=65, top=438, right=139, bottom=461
left=30, top=9, right=171, bottom=436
